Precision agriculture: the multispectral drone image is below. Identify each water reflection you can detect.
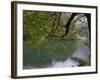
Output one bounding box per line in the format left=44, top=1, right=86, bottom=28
left=23, top=40, right=90, bottom=69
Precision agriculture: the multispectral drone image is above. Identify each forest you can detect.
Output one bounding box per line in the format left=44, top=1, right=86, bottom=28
left=23, top=10, right=91, bottom=69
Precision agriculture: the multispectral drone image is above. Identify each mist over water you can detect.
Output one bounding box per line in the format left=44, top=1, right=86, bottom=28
left=23, top=40, right=90, bottom=69
left=50, top=58, right=79, bottom=68
left=49, top=41, right=90, bottom=68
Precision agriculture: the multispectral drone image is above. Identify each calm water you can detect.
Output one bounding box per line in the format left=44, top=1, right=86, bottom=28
left=23, top=39, right=90, bottom=69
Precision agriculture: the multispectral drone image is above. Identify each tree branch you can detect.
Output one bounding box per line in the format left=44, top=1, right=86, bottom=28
left=61, top=13, right=78, bottom=37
